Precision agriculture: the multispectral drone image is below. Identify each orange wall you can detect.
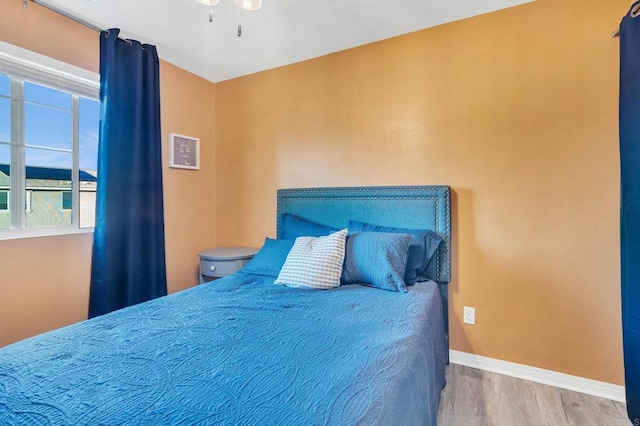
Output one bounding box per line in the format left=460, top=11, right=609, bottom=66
left=215, top=0, right=625, bottom=385
left=0, top=1, right=216, bottom=346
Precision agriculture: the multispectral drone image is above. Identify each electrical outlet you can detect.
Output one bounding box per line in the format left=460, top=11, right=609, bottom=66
left=463, top=306, right=475, bottom=325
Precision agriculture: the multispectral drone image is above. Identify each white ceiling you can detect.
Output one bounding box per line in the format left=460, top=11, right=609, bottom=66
left=39, top=0, right=534, bottom=83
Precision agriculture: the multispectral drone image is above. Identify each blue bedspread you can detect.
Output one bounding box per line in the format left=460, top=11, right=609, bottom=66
left=0, top=272, right=447, bottom=425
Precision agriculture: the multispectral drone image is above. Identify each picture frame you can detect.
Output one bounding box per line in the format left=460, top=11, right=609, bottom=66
left=169, top=133, right=200, bottom=170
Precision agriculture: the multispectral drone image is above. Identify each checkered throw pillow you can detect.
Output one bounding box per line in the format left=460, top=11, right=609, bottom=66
left=274, top=229, right=348, bottom=289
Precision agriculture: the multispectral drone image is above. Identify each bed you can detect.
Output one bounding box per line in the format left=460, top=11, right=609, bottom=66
left=0, top=185, right=451, bottom=425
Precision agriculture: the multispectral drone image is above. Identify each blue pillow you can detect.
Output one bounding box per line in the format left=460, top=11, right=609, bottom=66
left=348, top=220, right=443, bottom=285
left=240, top=238, right=295, bottom=277
left=341, top=231, right=412, bottom=293
left=280, top=213, right=339, bottom=239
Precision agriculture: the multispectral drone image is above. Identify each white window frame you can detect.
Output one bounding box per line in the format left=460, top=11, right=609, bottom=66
left=0, top=41, right=99, bottom=240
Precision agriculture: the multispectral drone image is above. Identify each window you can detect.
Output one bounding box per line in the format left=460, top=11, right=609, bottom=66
left=0, top=191, right=7, bottom=210
left=62, top=191, right=72, bottom=210
left=0, top=41, right=99, bottom=239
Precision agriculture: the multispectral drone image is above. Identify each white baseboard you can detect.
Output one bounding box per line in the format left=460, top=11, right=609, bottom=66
left=449, top=350, right=626, bottom=403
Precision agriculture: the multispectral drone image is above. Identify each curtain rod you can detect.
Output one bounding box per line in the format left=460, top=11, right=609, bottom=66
left=27, top=0, right=104, bottom=33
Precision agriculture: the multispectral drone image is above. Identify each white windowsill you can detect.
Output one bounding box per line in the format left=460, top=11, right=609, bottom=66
left=0, top=226, right=94, bottom=241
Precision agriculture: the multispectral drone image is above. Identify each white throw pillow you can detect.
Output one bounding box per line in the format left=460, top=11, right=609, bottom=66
left=274, top=229, right=348, bottom=289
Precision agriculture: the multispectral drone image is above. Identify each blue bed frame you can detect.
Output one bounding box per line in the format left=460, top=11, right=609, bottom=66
left=276, top=185, right=451, bottom=341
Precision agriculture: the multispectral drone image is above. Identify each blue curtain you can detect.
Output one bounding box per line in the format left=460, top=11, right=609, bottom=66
left=620, top=2, right=640, bottom=422
left=89, top=29, right=167, bottom=318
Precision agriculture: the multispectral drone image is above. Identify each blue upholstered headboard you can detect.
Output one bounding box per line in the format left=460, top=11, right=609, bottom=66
left=276, top=186, right=452, bottom=342
left=276, top=186, right=451, bottom=283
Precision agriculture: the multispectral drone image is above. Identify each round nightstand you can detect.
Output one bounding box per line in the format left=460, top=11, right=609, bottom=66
left=198, top=246, right=258, bottom=283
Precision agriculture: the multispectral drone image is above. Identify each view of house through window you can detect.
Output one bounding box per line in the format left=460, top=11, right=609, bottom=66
left=0, top=191, right=7, bottom=210
left=0, top=72, right=99, bottom=232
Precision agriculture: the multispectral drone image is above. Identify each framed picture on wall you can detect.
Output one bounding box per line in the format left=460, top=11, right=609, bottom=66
left=169, top=133, right=200, bottom=170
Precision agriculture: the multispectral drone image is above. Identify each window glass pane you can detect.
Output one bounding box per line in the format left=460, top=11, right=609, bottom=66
left=0, top=190, right=8, bottom=231
left=0, top=74, right=8, bottom=97
left=79, top=97, right=99, bottom=171
left=0, top=97, right=9, bottom=143
left=24, top=81, right=71, bottom=110
left=0, top=191, right=7, bottom=210
left=79, top=97, right=99, bottom=228
left=25, top=147, right=72, bottom=228
left=0, top=143, right=8, bottom=166
left=26, top=147, right=71, bottom=169
left=79, top=190, right=96, bottom=228
left=0, top=144, right=9, bottom=230
left=24, top=103, right=72, bottom=150
left=62, top=191, right=72, bottom=210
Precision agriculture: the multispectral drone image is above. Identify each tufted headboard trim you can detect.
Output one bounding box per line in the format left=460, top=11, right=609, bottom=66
left=276, top=185, right=451, bottom=283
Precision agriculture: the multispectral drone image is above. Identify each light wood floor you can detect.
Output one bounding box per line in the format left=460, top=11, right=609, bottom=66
left=437, top=364, right=630, bottom=426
